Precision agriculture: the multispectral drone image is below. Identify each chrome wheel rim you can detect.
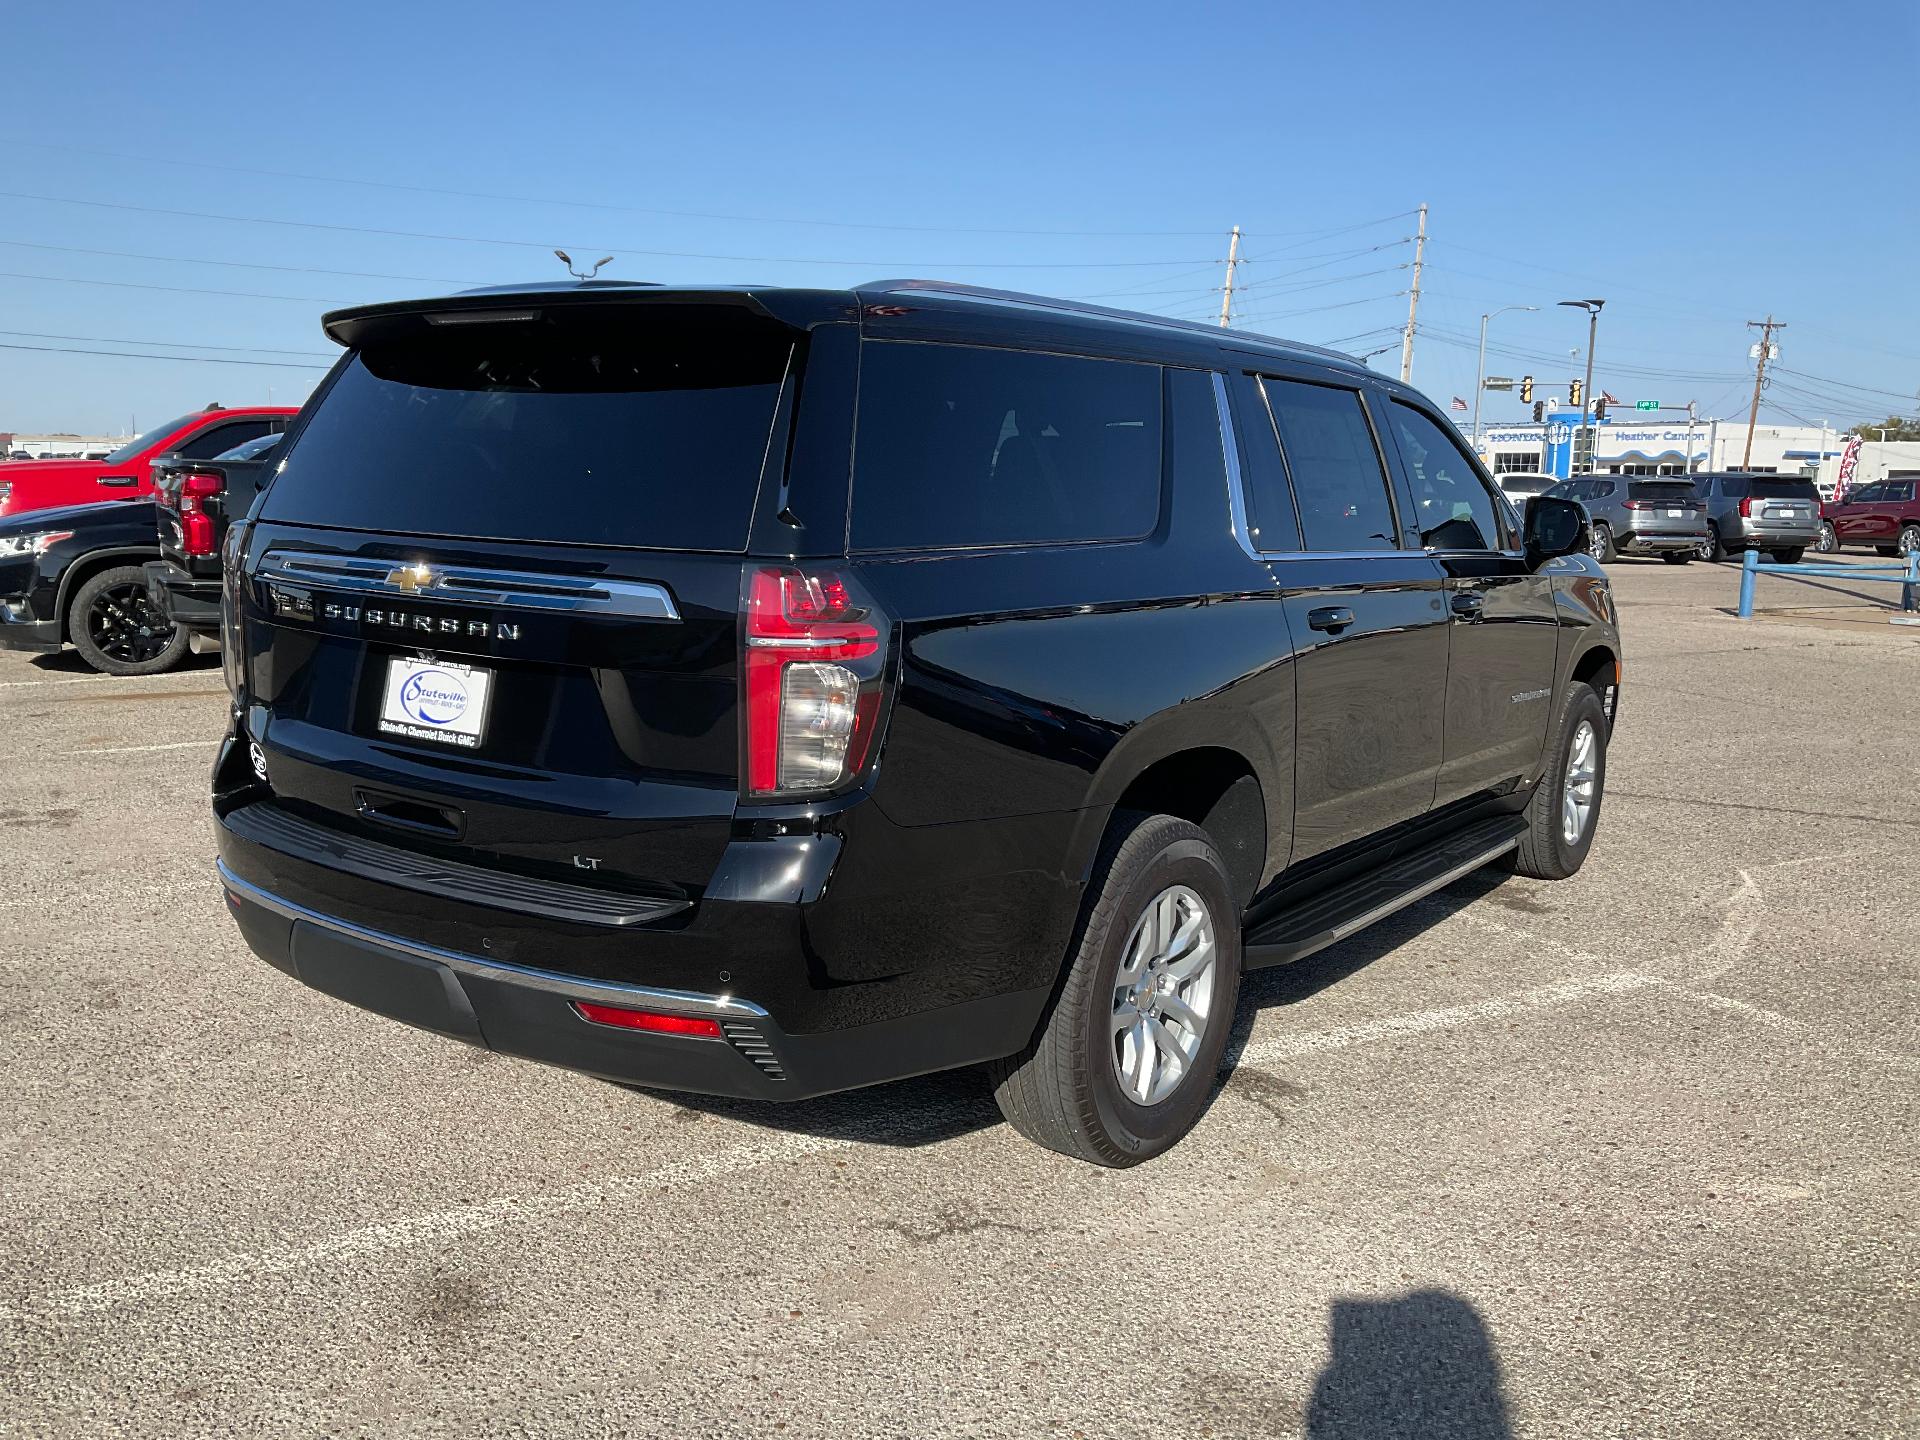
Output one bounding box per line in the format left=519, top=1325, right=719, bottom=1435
left=1903, top=529, right=1920, bottom=556
left=1562, top=720, right=1598, bottom=846
left=1695, top=534, right=1714, bottom=561
left=1588, top=527, right=1607, bottom=560
left=1111, top=885, right=1216, bottom=1107
left=86, top=582, right=173, bottom=664
left=1817, top=524, right=1837, bottom=553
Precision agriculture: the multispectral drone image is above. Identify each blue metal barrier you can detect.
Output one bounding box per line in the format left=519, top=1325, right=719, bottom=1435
left=1737, top=546, right=1920, bottom=618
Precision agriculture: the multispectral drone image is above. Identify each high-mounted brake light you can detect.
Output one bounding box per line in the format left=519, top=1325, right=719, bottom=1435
left=743, top=566, right=885, bottom=797
left=571, top=1002, right=723, bottom=1038
left=178, top=469, right=224, bottom=557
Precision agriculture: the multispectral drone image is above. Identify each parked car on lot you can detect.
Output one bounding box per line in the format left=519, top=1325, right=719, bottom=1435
left=213, top=279, right=1619, bottom=1166
left=1691, top=474, right=1820, bottom=562
left=0, top=405, right=295, bottom=519
left=146, top=432, right=284, bottom=640
left=0, top=500, right=188, bottom=674
left=1494, top=471, right=1560, bottom=506
left=1545, top=475, right=1708, bottom=563
left=1815, top=478, right=1920, bottom=556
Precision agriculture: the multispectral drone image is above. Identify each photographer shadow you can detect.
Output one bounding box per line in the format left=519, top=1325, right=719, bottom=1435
left=1306, top=1289, right=1515, bottom=1439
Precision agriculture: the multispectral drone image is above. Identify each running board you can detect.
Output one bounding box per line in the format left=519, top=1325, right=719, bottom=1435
left=1242, top=815, right=1528, bottom=969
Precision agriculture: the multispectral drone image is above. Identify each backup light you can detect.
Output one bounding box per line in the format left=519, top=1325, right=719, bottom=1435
left=742, top=566, right=885, bottom=797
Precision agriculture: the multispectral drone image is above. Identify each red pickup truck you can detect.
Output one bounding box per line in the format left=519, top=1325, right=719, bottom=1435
left=0, top=405, right=296, bottom=519
left=1817, top=478, right=1920, bottom=556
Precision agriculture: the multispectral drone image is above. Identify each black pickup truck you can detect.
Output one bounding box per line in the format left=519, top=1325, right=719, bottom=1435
left=146, top=432, right=284, bottom=639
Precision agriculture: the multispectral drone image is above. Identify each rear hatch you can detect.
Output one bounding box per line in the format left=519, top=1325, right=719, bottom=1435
left=237, top=298, right=803, bottom=900
left=1623, top=479, right=1705, bottom=533
left=1743, top=477, right=1820, bottom=528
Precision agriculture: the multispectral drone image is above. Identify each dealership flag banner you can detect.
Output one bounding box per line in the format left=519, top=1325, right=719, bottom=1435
left=1835, top=436, right=1861, bottom=502
left=1450, top=396, right=1468, bottom=411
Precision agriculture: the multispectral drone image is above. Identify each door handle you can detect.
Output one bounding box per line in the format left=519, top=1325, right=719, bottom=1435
left=96, top=475, right=138, bottom=488
left=1307, top=605, right=1355, bottom=634
left=1450, top=591, right=1486, bottom=618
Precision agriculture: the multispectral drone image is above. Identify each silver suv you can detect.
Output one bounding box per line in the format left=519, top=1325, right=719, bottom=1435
left=1547, top=476, right=1709, bottom=564
left=1691, top=474, right=1820, bottom=563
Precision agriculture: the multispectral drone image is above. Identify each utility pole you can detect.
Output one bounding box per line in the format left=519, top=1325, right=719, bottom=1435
left=1217, top=226, right=1242, bottom=327
left=1684, top=401, right=1697, bottom=473
left=1742, top=315, right=1785, bottom=469
left=1398, top=203, right=1428, bottom=381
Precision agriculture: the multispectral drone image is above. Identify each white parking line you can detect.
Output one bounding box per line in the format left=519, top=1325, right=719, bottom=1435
left=64, top=739, right=218, bottom=756
left=1234, top=970, right=1658, bottom=1067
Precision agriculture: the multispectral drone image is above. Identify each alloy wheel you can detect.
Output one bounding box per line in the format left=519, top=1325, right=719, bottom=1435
left=86, top=582, right=175, bottom=666
left=1111, top=884, right=1217, bottom=1107
left=1562, top=720, right=1598, bottom=846
left=1816, top=523, right=1838, bottom=554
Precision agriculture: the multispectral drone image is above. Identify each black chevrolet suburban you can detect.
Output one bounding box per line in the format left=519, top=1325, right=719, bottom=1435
left=214, top=280, right=1618, bottom=1166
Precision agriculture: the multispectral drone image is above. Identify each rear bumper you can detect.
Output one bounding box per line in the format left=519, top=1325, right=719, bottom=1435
left=1620, top=529, right=1708, bottom=552
left=212, top=751, right=1060, bottom=1101
left=144, top=559, right=220, bottom=634
left=1730, top=521, right=1820, bottom=549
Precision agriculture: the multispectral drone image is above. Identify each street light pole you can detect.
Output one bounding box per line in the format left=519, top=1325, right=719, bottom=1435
left=1473, top=304, right=1537, bottom=452
left=1558, top=299, right=1606, bottom=473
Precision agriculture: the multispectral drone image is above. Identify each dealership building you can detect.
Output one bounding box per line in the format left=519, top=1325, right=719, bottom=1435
left=1469, top=413, right=1850, bottom=480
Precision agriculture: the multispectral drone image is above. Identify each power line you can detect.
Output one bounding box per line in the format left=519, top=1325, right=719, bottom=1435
left=1770, top=367, right=1915, bottom=403
left=1238, top=211, right=1420, bottom=259
left=0, top=328, right=332, bottom=357
left=1230, top=292, right=1407, bottom=326
left=0, top=340, right=327, bottom=369
left=17, top=140, right=1312, bottom=238
left=0, top=236, right=475, bottom=285
left=0, top=270, right=331, bottom=302
left=0, top=190, right=1215, bottom=269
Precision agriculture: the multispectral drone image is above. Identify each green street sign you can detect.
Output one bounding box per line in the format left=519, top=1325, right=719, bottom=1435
left=1634, top=400, right=1660, bottom=411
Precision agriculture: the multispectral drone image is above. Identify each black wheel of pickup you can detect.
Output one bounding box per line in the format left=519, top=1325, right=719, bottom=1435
left=68, top=565, right=189, bottom=676
left=1510, top=684, right=1608, bottom=881
left=989, top=812, right=1242, bottom=1166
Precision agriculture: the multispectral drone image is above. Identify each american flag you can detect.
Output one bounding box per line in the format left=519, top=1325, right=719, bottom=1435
left=1602, top=390, right=1621, bottom=405
left=1450, top=396, right=1468, bottom=411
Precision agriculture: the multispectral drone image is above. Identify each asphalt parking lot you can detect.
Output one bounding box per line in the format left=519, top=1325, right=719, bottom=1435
left=3, top=556, right=1916, bottom=1440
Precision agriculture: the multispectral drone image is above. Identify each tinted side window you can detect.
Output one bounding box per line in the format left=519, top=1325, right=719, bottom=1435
left=178, top=419, right=273, bottom=460
left=1592, top=480, right=1618, bottom=498
left=1226, top=372, right=1301, bottom=552
left=1387, top=401, right=1504, bottom=550
left=1849, top=483, right=1884, bottom=503
left=1719, top=476, right=1750, bottom=499
left=1889, top=481, right=1915, bottom=502
left=1261, top=378, right=1397, bottom=551
left=851, top=342, right=1161, bottom=551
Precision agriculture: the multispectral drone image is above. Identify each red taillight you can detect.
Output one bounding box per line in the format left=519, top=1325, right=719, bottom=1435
left=571, top=1002, right=723, bottom=1038
left=178, top=470, right=223, bottom=557
left=1738, top=495, right=1753, bottom=517
left=743, top=566, right=885, bottom=797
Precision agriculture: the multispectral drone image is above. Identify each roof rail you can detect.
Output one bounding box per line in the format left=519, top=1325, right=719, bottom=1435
left=857, top=278, right=1366, bottom=368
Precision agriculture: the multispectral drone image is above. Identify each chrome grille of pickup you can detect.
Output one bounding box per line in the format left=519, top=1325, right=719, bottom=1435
left=721, top=1021, right=786, bottom=1080
left=225, top=801, right=688, bottom=929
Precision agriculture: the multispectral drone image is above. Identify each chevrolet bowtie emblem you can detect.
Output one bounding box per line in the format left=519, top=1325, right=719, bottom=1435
left=388, top=562, right=436, bottom=593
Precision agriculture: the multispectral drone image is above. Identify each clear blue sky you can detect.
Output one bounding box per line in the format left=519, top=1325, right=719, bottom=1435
left=2, top=0, right=1914, bottom=436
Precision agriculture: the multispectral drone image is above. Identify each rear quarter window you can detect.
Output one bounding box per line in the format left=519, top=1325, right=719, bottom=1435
left=849, top=341, right=1162, bottom=551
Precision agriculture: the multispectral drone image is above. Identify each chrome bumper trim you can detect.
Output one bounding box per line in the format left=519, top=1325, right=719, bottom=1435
left=217, top=859, right=767, bottom=1017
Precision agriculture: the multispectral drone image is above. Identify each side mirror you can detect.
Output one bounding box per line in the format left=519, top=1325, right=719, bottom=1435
left=1524, top=494, right=1587, bottom=567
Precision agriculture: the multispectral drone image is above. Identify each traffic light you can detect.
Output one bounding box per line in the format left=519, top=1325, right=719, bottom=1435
left=1569, top=378, right=1584, bottom=409
left=1593, top=396, right=1609, bottom=422
left=1531, top=401, right=1545, bottom=423
left=1520, top=375, right=1533, bottom=404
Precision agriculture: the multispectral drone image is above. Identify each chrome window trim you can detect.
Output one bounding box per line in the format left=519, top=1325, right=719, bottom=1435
left=218, top=861, right=769, bottom=1017
left=254, top=550, right=680, bottom=621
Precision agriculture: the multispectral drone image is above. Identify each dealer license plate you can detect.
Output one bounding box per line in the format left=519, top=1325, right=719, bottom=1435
left=378, top=655, right=494, bottom=750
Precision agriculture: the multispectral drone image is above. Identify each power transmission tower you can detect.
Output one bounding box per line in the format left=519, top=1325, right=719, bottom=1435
left=1742, top=315, right=1785, bottom=468
left=1217, top=226, right=1242, bottom=327
left=1398, top=203, right=1428, bottom=382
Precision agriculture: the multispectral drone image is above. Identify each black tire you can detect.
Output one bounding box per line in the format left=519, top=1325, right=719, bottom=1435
left=1700, top=524, right=1725, bottom=563
left=1661, top=551, right=1692, bottom=565
left=1588, top=522, right=1615, bottom=564
left=1815, top=521, right=1838, bottom=554
left=67, top=565, right=189, bottom=676
left=1510, top=684, right=1608, bottom=882
left=989, top=813, right=1243, bottom=1167
left=1769, top=548, right=1804, bottom=565
left=1875, top=545, right=1900, bottom=558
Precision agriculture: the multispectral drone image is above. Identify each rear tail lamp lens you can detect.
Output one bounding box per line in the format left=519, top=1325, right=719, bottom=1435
left=1738, top=495, right=1753, bottom=517
left=743, top=566, right=885, bottom=797
left=571, top=1002, right=723, bottom=1038
left=179, top=470, right=224, bottom=557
